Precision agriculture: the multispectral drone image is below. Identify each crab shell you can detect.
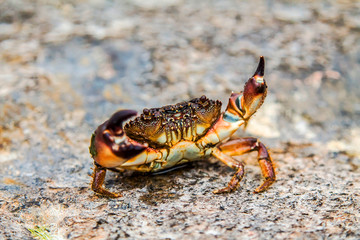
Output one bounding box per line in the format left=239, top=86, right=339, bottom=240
left=124, top=96, right=222, bottom=148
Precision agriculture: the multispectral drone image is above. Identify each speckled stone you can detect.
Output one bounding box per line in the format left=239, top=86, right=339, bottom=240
left=0, top=1, right=359, bottom=239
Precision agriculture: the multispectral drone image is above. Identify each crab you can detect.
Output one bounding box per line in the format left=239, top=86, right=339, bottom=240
left=89, top=56, right=275, bottom=198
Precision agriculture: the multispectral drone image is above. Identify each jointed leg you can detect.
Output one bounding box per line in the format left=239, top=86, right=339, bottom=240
left=215, top=137, right=276, bottom=193
left=92, top=164, right=121, bottom=198
left=254, top=142, right=276, bottom=193
left=211, top=148, right=245, bottom=194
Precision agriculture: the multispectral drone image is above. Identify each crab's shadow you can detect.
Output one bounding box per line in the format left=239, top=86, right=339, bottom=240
left=105, top=161, right=230, bottom=205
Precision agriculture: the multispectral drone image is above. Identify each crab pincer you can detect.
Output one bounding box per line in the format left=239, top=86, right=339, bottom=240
left=90, top=110, right=147, bottom=197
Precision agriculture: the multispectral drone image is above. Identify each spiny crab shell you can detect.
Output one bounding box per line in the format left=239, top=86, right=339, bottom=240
left=90, top=56, right=276, bottom=198
left=124, top=96, right=222, bottom=148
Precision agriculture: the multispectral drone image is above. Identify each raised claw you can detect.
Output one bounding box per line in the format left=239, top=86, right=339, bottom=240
left=224, top=56, right=267, bottom=123
left=242, top=56, right=267, bottom=119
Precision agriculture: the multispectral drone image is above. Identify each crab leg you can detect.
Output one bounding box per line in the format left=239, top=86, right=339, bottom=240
left=217, top=137, right=276, bottom=193
left=92, top=164, right=122, bottom=198
left=212, top=148, right=245, bottom=194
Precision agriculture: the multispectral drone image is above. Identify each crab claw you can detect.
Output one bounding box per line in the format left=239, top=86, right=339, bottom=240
left=89, top=110, right=147, bottom=168
left=224, top=57, right=267, bottom=124
left=242, top=56, right=267, bottom=119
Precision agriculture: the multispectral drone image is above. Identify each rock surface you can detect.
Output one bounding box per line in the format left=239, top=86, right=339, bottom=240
left=0, top=0, right=359, bottom=239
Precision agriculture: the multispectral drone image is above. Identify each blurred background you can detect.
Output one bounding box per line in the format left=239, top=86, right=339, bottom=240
left=0, top=0, right=359, bottom=239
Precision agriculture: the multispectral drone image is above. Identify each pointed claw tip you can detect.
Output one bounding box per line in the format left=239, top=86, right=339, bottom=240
left=107, top=109, right=138, bottom=132
left=253, top=56, right=265, bottom=78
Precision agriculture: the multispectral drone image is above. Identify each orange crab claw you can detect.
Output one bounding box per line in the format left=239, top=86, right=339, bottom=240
left=90, top=110, right=147, bottom=168
left=224, top=56, right=267, bottom=124
left=242, top=56, right=267, bottom=119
